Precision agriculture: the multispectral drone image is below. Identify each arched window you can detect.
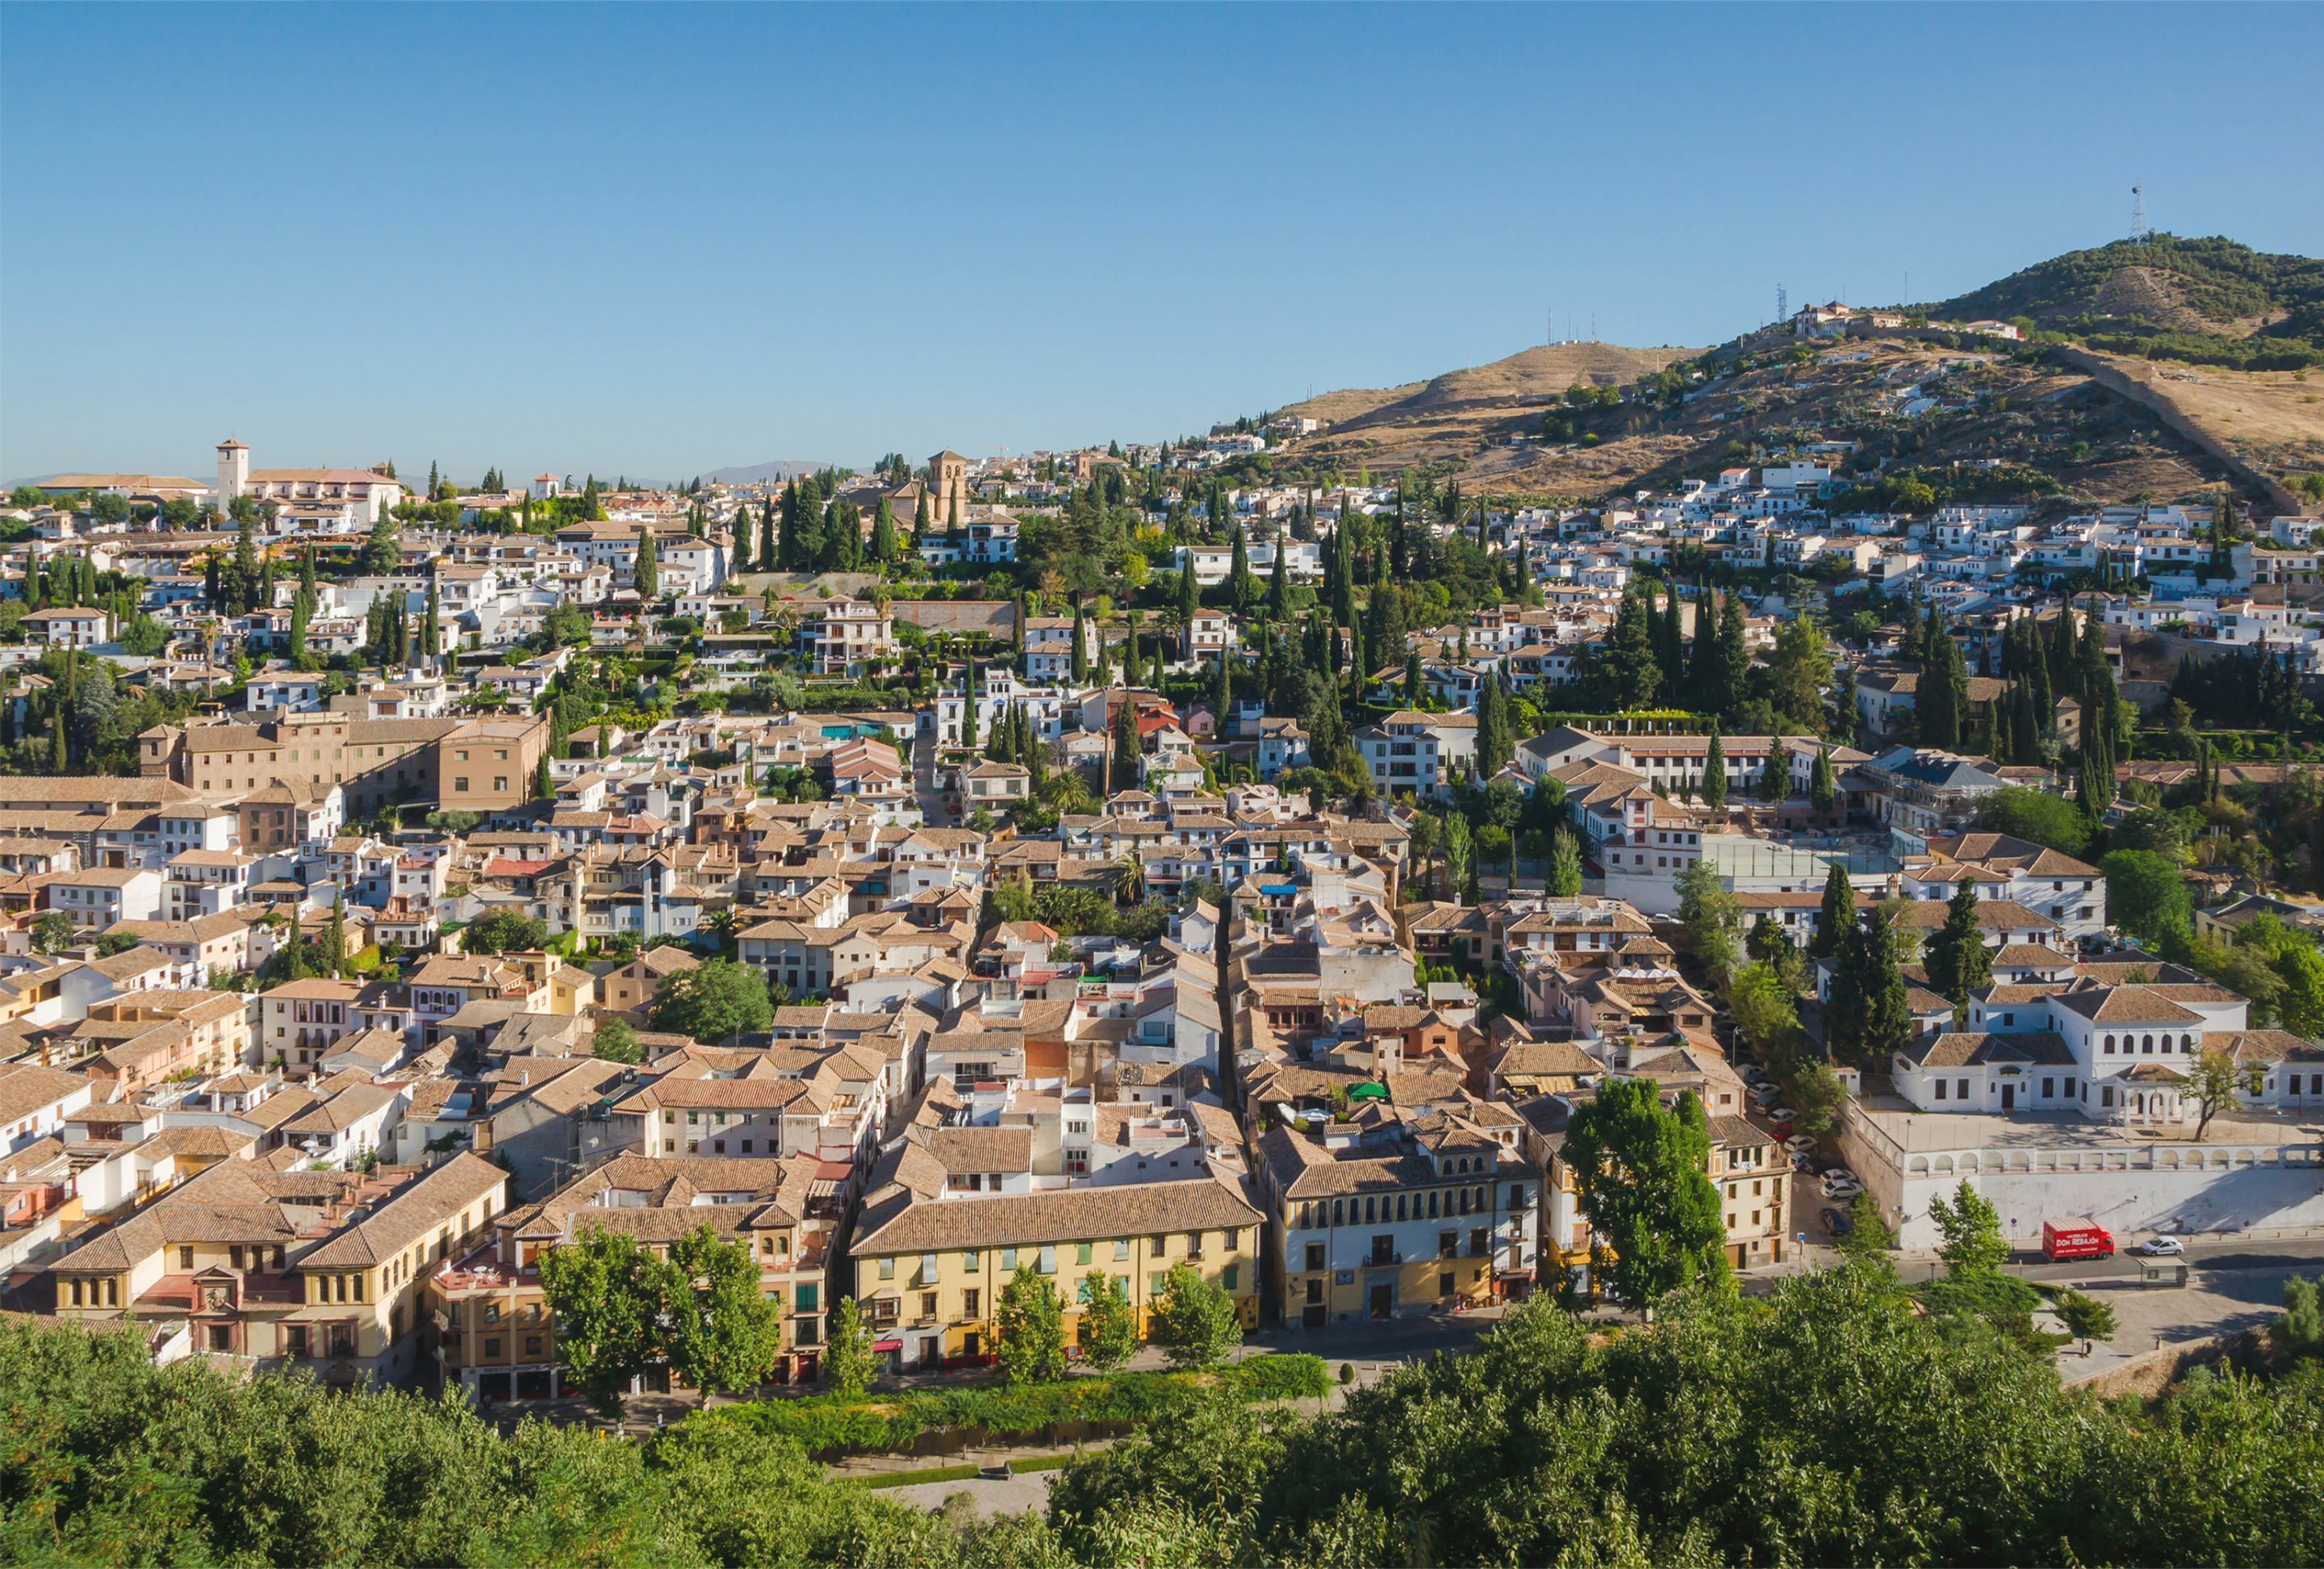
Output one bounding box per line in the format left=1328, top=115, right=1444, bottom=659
left=2181, top=1034, right=2193, bottom=1051
left=2143, top=1035, right=2155, bottom=1054
left=2103, top=1035, right=2115, bottom=1053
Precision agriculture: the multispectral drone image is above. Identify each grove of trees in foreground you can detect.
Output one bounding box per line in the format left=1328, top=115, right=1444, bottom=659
left=4, top=1261, right=2318, bottom=1566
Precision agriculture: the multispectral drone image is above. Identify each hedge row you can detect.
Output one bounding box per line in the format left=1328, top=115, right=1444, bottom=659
left=719, top=1354, right=1330, bottom=1456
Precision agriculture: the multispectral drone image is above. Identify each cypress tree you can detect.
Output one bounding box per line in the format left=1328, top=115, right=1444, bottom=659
left=1658, top=584, right=1684, bottom=698
left=871, top=498, right=897, bottom=564
left=1405, top=650, right=1425, bottom=706
left=731, top=505, right=754, bottom=571
left=1690, top=588, right=1722, bottom=699
left=1716, top=592, right=1749, bottom=718
left=1918, top=606, right=1962, bottom=749
left=1701, top=723, right=1728, bottom=810
left=1268, top=529, right=1289, bottom=617
left=1811, top=746, right=1837, bottom=814
left=1229, top=523, right=1256, bottom=613
left=1925, top=882, right=1992, bottom=1006
left=1757, top=737, right=1789, bottom=802
left=634, top=528, right=658, bottom=599
left=1114, top=689, right=1143, bottom=789
left=1810, top=861, right=1854, bottom=959
left=961, top=660, right=979, bottom=749
left=1211, top=651, right=1231, bottom=729
left=1477, top=673, right=1511, bottom=780
left=761, top=497, right=779, bottom=570
left=535, top=751, right=554, bottom=800
left=325, top=893, right=347, bottom=978
left=48, top=702, right=67, bottom=772
left=282, top=909, right=307, bottom=982
left=1071, top=600, right=1089, bottom=684
left=1331, top=522, right=1357, bottom=630
left=424, top=581, right=441, bottom=659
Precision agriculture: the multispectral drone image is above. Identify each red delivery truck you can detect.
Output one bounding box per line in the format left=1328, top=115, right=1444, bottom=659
left=2042, top=1218, right=2115, bottom=1261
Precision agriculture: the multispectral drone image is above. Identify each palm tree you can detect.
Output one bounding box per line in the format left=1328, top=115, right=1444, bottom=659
left=1110, top=853, right=1144, bottom=906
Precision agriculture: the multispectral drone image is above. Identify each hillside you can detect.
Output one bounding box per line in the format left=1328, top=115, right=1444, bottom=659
left=1279, top=342, right=1698, bottom=429
left=1928, top=236, right=2324, bottom=370
left=1240, top=239, right=2324, bottom=511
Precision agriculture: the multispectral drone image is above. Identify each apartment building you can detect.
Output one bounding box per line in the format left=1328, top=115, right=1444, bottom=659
left=46, top=1152, right=506, bottom=1387
left=848, top=1125, right=1264, bottom=1371
left=1256, top=1105, right=1541, bottom=1328
left=429, top=1152, right=846, bottom=1400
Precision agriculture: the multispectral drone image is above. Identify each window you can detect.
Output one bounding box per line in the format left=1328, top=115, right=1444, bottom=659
left=1076, top=1242, right=1092, bottom=1266
left=962, top=1287, right=980, bottom=1316
left=1438, top=1231, right=1457, bottom=1258
left=962, top=1250, right=980, bottom=1270
left=1221, top=1264, right=1239, bottom=1292
left=454, top=777, right=469, bottom=793
left=793, top=1283, right=818, bottom=1312
left=878, top=1257, right=894, bottom=1280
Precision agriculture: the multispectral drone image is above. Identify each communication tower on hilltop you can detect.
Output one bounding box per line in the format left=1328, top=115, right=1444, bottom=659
left=2131, top=184, right=2151, bottom=244
left=1777, top=284, right=1788, bottom=325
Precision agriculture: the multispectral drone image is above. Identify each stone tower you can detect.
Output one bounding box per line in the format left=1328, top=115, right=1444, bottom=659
left=215, top=439, right=249, bottom=512
left=929, top=450, right=967, bottom=528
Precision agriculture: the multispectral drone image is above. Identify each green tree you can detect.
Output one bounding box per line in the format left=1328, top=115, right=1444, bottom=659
left=535, top=1223, right=680, bottom=1414
left=634, top=528, right=659, bottom=600
left=1151, top=1262, right=1242, bottom=1369
left=822, top=1295, right=876, bottom=1396
left=1674, top=857, right=1742, bottom=980
left=1827, top=902, right=1912, bottom=1063
left=2054, top=1288, right=2117, bottom=1355
left=664, top=1224, right=784, bottom=1396
left=360, top=508, right=401, bottom=575
left=1079, top=1269, right=1137, bottom=1371
left=1440, top=812, right=1474, bottom=903
left=1975, top=784, right=2092, bottom=855
left=1549, top=826, right=1583, bottom=897
left=1922, top=882, right=1994, bottom=1006
left=29, top=910, right=73, bottom=954
left=2102, top=849, right=2193, bottom=948
left=650, top=957, right=773, bottom=1043
left=2187, top=1046, right=2265, bottom=1140
left=2279, top=1274, right=2324, bottom=1359
left=1835, top=1189, right=1896, bottom=1261
left=1926, top=1180, right=2009, bottom=1276
left=1916, top=606, right=1964, bottom=748
left=997, top=1263, right=1068, bottom=1386
left=1475, top=674, right=1511, bottom=780
left=462, top=908, right=550, bottom=953
left=593, top=1017, right=641, bottom=1065
left=1561, top=1077, right=1729, bottom=1311
left=1700, top=723, right=1728, bottom=810
left=1111, top=691, right=1140, bottom=793
left=1810, top=746, right=1837, bottom=814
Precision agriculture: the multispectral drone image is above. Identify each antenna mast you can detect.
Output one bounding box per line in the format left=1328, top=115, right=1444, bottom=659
left=2131, top=184, right=2151, bottom=244
left=1777, top=283, right=1788, bottom=325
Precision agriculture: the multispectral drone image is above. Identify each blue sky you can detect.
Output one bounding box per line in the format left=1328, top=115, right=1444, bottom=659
left=4, top=2, right=2318, bottom=483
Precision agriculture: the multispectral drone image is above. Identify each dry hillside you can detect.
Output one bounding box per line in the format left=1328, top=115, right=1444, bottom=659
left=1259, top=337, right=2292, bottom=509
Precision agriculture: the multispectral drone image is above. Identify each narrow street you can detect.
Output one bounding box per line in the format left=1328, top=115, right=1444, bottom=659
left=912, top=723, right=951, bottom=826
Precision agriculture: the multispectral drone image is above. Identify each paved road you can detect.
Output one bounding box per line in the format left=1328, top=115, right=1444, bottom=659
left=911, top=726, right=950, bottom=826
